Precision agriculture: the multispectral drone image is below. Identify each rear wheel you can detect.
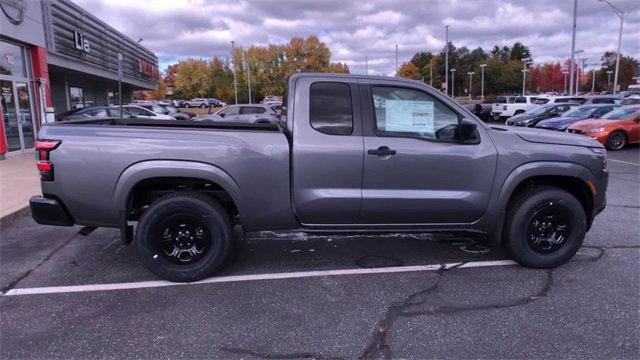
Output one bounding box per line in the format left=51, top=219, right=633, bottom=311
left=135, top=192, right=232, bottom=282
left=504, top=186, right=586, bottom=268
left=185, top=103, right=190, bottom=108
left=200, top=104, right=206, bottom=108
left=606, top=131, right=626, bottom=151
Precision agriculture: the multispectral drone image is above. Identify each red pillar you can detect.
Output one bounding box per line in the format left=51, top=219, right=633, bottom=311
left=0, top=104, right=7, bottom=158
left=30, top=46, right=52, bottom=124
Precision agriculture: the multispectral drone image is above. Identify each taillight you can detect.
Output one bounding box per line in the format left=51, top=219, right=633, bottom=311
left=35, top=140, right=61, bottom=181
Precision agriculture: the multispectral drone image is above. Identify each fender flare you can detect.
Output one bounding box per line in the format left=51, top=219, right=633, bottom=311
left=487, top=161, right=595, bottom=245
left=113, top=160, right=245, bottom=218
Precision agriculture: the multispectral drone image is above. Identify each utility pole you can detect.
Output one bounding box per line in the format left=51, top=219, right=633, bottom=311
left=569, top=0, right=577, bottom=95
left=607, top=70, right=613, bottom=92
left=395, top=44, right=398, bottom=77
left=479, top=64, right=486, bottom=100
left=562, top=71, right=568, bottom=93
left=445, top=25, right=449, bottom=95
left=599, top=0, right=624, bottom=94
left=467, top=72, right=474, bottom=100
left=450, top=68, right=456, bottom=98
left=231, top=40, right=238, bottom=104
left=521, top=57, right=531, bottom=96
left=591, top=68, right=596, bottom=93
left=365, top=56, right=368, bottom=75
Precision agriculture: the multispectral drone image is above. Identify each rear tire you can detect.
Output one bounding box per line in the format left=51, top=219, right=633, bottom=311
left=185, top=104, right=190, bottom=108
left=503, top=186, right=586, bottom=268
left=200, top=104, right=206, bottom=108
left=135, top=192, right=232, bottom=282
left=606, top=131, right=627, bottom=151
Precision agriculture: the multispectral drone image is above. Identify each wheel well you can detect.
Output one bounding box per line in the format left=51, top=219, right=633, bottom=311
left=127, top=177, right=239, bottom=222
left=508, top=175, right=594, bottom=226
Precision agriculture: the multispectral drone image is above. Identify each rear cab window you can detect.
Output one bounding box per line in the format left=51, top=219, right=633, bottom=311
left=309, top=82, right=353, bottom=135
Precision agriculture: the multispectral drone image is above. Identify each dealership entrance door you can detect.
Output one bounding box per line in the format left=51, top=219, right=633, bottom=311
left=1, top=80, right=36, bottom=152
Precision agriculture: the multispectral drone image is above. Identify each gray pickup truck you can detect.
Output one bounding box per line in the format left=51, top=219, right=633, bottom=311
left=30, top=73, right=608, bottom=282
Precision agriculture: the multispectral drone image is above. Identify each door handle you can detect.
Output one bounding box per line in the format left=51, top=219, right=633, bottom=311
left=367, top=146, right=396, bottom=157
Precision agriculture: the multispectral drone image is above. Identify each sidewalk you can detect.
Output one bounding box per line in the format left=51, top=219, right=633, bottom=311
left=0, top=152, right=40, bottom=220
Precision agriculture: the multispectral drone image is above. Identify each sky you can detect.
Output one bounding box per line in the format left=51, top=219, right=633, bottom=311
left=74, top=0, right=640, bottom=76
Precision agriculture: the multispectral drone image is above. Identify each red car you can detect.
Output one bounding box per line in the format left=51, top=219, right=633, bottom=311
left=567, top=105, right=640, bottom=150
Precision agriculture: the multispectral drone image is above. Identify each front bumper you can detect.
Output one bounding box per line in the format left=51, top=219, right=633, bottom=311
left=30, top=196, right=74, bottom=226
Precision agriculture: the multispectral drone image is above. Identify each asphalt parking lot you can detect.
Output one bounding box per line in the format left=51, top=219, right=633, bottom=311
left=1, top=147, right=638, bottom=359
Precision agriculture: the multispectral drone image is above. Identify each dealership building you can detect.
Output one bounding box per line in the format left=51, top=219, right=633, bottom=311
left=1, top=0, right=159, bottom=158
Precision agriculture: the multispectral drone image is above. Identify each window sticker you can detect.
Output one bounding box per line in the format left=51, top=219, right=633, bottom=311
left=384, top=100, right=434, bottom=133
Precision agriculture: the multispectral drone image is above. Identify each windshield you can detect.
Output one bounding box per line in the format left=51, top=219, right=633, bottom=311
left=534, top=98, right=550, bottom=104
left=562, top=106, right=597, bottom=118
left=602, top=107, right=640, bottom=120
left=163, top=105, right=179, bottom=112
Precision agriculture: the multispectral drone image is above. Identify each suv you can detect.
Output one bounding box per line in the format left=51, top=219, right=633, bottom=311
left=197, top=104, right=280, bottom=124
left=184, top=98, right=209, bottom=108
left=491, top=96, right=515, bottom=120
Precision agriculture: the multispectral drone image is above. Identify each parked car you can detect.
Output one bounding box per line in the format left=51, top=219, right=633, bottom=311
left=196, top=104, right=280, bottom=124
left=506, top=103, right=580, bottom=127
left=58, top=106, right=135, bottom=121
left=620, top=95, right=640, bottom=105
left=580, top=96, right=621, bottom=105
left=171, top=99, right=187, bottom=107
left=533, top=96, right=586, bottom=105
left=490, top=95, right=515, bottom=120
left=497, top=95, right=539, bottom=120
left=184, top=98, right=209, bottom=108
left=207, top=98, right=226, bottom=107
left=161, top=104, right=196, bottom=119
left=30, top=73, right=608, bottom=282
left=567, top=105, right=640, bottom=150
left=122, top=105, right=175, bottom=120
left=535, top=104, right=620, bottom=131
left=463, top=103, right=493, bottom=122
left=262, top=95, right=281, bottom=104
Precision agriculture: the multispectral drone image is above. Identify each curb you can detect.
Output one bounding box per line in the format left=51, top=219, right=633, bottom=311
left=0, top=205, right=31, bottom=229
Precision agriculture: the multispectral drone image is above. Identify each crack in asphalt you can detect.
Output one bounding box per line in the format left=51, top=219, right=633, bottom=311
left=606, top=204, right=640, bottom=209
left=221, top=346, right=343, bottom=359
left=358, top=244, right=638, bottom=359
left=0, top=232, right=80, bottom=295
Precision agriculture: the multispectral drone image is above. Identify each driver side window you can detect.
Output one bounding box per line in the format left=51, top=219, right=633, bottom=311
left=371, top=86, right=459, bottom=141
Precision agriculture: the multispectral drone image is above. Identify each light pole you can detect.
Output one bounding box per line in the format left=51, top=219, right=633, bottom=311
left=521, top=57, right=531, bottom=96
left=467, top=72, right=474, bottom=100
left=574, top=50, right=584, bottom=94
left=591, top=68, right=597, bottom=93
left=231, top=40, right=238, bottom=104
left=365, top=56, right=368, bottom=75
left=562, top=71, right=569, bottom=93
left=607, top=70, right=613, bottom=92
left=429, top=59, right=433, bottom=87
left=243, top=50, right=252, bottom=104
left=450, top=68, right=456, bottom=97
left=395, top=44, right=398, bottom=77
left=569, top=0, right=578, bottom=95
left=479, top=64, right=486, bottom=100
left=599, top=0, right=624, bottom=94
left=445, top=25, right=449, bottom=95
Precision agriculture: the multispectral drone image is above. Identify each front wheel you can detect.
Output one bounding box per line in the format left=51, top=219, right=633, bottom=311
left=135, top=192, right=233, bottom=282
left=185, top=103, right=190, bottom=108
left=503, top=186, right=586, bottom=268
left=606, top=131, right=626, bottom=151
left=200, top=104, right=206, bottom=108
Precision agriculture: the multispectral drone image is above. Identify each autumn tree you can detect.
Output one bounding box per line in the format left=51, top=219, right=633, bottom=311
left=398, top=62, right=421, bottom=80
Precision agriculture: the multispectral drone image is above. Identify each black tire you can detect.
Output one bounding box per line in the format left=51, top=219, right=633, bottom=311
left=185, top=103, right=190, bottom=108
left=606, top=131, right=627, bottom=151
left=503, top=186, right=586, bottom=268
left=200, top=104, right=206, bottom=108
left=135, top=192, right=232, bottom=282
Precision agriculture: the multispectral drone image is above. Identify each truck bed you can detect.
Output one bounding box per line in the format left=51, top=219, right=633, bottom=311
left=37, top=117, right=295, bottom=231
left=50, top=117, right=281, bottom=132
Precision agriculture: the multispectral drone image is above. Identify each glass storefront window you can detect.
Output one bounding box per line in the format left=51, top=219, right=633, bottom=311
left=0, top=41, right=27, bottom=78
left=70, top=86, right=85, bottom=109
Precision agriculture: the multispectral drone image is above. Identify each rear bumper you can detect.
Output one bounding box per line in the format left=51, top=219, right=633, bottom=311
left=29, top=196, right=74, bottom=226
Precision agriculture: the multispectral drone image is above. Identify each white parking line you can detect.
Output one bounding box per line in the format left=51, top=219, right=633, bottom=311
left=609, top=159, right=640, bottom=166
left=3, top=259, right=516, bottom=296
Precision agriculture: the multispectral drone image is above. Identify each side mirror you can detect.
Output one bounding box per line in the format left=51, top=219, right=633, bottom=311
left=459, top=121, right=479, bottom=143
left=219, top=113, right=226, bottom=118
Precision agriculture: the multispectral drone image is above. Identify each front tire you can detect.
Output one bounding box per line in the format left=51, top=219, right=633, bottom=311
left=606, top=131, right=626, bottom=151
left=200, top=104, right=206, bottom=108
left=504, top=186, right=586, bottom=268
left=135, top=192, right=232, bottom=282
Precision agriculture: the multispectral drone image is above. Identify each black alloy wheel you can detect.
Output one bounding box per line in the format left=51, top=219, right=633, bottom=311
left=526, top=204, right=571, bottom=253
